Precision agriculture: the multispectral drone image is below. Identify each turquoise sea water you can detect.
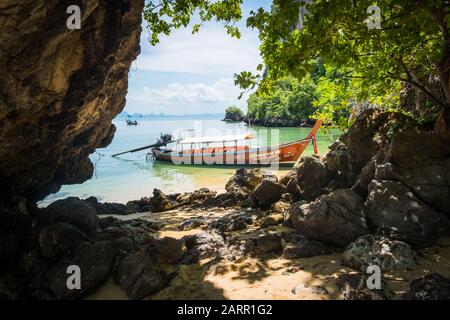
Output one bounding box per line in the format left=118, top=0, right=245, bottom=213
left=40, top=119, right=340, bottom=205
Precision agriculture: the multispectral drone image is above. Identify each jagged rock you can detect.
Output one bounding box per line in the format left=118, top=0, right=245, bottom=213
left=96, top=218, right=157, bottom=252
left=178, top=219, right=203, bottom=231
left=47, top=241, right=115, bottom=300
left=324, top=110, right=414, bottom=184
left=366, top=180, right=449, bottom=249
left=83, top=197, right=132, bottom=215
left=38, top=223, right=90, bottom=260
left=252, top=180, right=285, bottom=207
left=290, top=189, right=369, bottom=247
left=209, top=213, right=253, bottom=232
left=260, top=213, right=284, bottom=228
left=37, top=197, right=98, bottom=237
left=289, top=156, right=329, bottom=201
left=225, top=219, right=248, bottom=232
left=182, top=231, right=227, bottom=264
left=283, top=239, right=332, bottom=259
left=115, top=249, right=169, bottom=299
left=176, top=188, right=217, bottom=206
left=206, top=192, right=245, bottom=207
left=225, top=168, right=276, bottom=196
left=255, top=233, right=283, bottom=254
left=342, top=235, right=418, bottom=272
left=335, top=273, right=392, bottom=300
left=271, top=198, right=291, bottom=214
left=0, top=0, right=144, bottom=200
left=324, top=139, right=349, bottom=182
left=283, top=200, right=306, bottom=227
left=125, top=197, right=156, bottom=213
left=147, top=237, right=183, bottom=265
left=373, top=128, right=450, bottom=218
left=149, top=189, right=178, bottom=213
left=402, top=273, right=450, bottom=300
left=353, top=151, right=385, bottom=193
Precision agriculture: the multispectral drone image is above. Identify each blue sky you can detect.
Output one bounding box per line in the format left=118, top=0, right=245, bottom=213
left=124, top=0, right=272, bottom=115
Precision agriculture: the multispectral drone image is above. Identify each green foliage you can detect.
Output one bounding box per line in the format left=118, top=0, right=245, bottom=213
left=143, top=1, right=450, bottom=130
left=247, top=75, right=317, bottom=122
left=143, top=0, right=243, bottom=45
left=241, top=0, right=449, bottom=116
left=224, top=106, right=245, bottom=120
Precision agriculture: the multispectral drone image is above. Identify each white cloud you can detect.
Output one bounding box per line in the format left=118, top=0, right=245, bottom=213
left=129, top=78, right=240, bottom=105
left=127, top=78, right=251, bottom=114
left=137, top=24, right=262, bottom=76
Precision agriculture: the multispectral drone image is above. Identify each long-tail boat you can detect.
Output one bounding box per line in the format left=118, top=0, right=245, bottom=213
left=150, top=119, right=322, bottom=166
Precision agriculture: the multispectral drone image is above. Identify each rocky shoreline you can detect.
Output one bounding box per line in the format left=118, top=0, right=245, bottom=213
left=244, top=117, right=316, bottom=128
left=1, top=109, right=449, bottom=300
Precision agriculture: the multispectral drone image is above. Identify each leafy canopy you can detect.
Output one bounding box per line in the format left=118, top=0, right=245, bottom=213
left=224, top=106, right=245, bottom=118
left=143, top=0, right=243, bottom=45
left=143, top=1, right=450, bottom=127
left=239, top=0, right=449, bottom=111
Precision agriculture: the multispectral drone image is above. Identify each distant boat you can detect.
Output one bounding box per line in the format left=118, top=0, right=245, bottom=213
left=151, top=120, right=322, bottom=166
left=126, top=119, right=138, bottom=126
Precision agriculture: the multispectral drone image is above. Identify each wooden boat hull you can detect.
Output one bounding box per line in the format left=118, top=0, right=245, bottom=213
left=152, top=139, right=311, bottom=166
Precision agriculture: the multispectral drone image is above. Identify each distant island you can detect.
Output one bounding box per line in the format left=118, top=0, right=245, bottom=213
left=116, top=111, right=224, bottom=120
left=222, top=106, right=245, bottom=122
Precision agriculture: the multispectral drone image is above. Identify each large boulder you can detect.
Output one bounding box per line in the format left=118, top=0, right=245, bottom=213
left=342, top=235, right=418, bottom=272
left=252, top=180, right=285, bottom=207
left=115, top=249, right=169, bottom=299
left=365, top=180, right=449, bottom=249
left=47, top=241, right=115, bottom=300
left=402, top=273, right=450, bottom=300
left=225, top=168, right=276, bottom=196
left=149, top=189, right=178, bottom=213
left=37, top=197, right=98, bottom=237
left=38, top=223, right=90, bottom=260
left=290, top=189, right=369, bottom=247
left=182, top=231, right=227, bottom=264
left=286, top=156, right=329, bottom=201
left=324, top=110, right=415, bottom=184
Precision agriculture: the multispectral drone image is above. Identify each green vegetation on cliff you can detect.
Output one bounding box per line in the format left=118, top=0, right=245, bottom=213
left=223, top=106, right=245, bottom=122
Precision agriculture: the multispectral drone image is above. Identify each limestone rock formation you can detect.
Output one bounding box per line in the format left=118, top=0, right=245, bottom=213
left=0, top=0, right=144, bottom=200
left=281, top=155, right=329, bottom=201
left=252, top=179, right=285, bottom=207
left=290, top=189, right=369, bottom=247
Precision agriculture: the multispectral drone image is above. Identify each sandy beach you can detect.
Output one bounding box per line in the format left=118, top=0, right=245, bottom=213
left=86, top=206, right=450, bottom=300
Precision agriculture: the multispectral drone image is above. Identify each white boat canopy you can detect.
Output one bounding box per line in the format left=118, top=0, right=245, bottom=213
left=179, top=134, right=256, bottom=145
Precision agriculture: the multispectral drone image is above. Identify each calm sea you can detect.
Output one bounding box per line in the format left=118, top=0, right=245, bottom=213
left=40, top=118, right=340, bottom=205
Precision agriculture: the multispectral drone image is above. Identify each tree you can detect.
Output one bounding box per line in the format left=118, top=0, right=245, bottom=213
left=143, top=0, right=243, bottom=45
left=224, top=106, right=245, bottom=121
left=143, top=1, right=450, bottom=125
left=239, top=0, right=449, bottom=113
left=246, top=75, right=317, bottom=125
